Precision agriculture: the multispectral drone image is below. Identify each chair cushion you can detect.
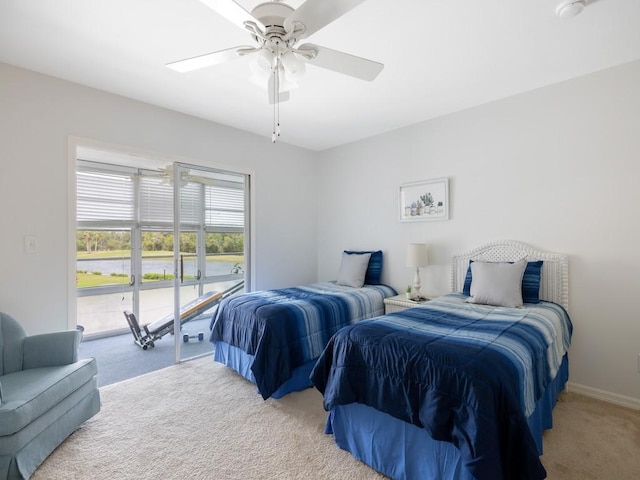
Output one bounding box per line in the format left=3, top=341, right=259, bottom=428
left=0, top=358, right=97, bottom=437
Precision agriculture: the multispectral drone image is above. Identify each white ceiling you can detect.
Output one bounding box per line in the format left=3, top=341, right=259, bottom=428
left=1, top=0, right=639, bottom=151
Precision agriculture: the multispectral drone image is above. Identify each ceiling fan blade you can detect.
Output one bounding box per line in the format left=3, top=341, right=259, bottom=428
left=198, top=0, right=264, bottom=31
left=268, top=90, right=290, bottom=105
left=298, top=44, right=383, bottom=81
left=284, top=0, right=366, bottom=39
left=267, top=74, right=291, bottom=104
left=166, top=46, right=253, bottom=72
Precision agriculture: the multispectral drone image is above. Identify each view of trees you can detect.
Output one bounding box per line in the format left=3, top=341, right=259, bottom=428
left=77, top=231, right=243, bottom=255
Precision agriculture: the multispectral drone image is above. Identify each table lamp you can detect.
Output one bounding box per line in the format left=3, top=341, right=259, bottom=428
left=406, top=243, right=428, bottom=299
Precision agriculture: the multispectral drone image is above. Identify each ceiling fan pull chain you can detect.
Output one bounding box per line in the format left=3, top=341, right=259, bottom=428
left=272, top=47, right=278, bottom=143
left=276, top=43, right=281, bottom=140
left=272, top=41, right=281, bottom=143
left=272, top=67, right=277, bottom=143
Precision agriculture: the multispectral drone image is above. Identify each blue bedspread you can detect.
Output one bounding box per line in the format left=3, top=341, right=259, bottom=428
left=311, top=293, right=572, bottom=480
left=210, top=281, right=396, bottom=399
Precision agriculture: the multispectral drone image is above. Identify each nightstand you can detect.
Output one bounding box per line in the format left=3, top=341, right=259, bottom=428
left=384, top=294, right=429, bottom=314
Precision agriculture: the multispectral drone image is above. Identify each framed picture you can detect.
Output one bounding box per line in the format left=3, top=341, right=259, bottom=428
left=399, top=177, right=449, bottom=222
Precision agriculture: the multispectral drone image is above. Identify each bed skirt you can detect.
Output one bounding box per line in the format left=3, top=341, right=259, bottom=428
left=325, top=354, right=570, bottom=480
left=213, top=341, right=314, bottom=399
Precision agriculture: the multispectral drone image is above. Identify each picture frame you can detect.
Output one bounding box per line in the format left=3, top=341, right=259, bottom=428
left=399, top=177, right=449, bottom=222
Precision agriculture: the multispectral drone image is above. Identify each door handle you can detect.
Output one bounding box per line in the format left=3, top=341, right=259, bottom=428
left=129, top=274, right=135, bottom=286
left=197, top=269, right=202, bottom=280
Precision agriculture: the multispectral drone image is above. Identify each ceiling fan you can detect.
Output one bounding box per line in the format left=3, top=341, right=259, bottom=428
left=166, top=0, right=384, bottom=141
left=158, top=164, right=218, bottom=186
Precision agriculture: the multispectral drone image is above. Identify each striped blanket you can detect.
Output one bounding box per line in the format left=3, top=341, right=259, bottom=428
left=210, top=281, right=396, bottom=399
left=311, top=293, right=572, bottom=480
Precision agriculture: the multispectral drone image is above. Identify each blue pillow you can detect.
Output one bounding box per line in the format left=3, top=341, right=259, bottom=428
left=521, top=260, right=543, bottom=304
left=462, top=259, right=543, bottom=303
left=344, top=250, right=383, bottom=285
left=462, top=262, right=474, bottom=296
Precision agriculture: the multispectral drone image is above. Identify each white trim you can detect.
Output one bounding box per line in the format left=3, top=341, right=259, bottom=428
left=568, top=382, right=640, bottom=410
left=70, top=135, right=255, bottom=176
left=67, top=139, right=78, bottom=330
left=67, top=135, right=257, bottom=324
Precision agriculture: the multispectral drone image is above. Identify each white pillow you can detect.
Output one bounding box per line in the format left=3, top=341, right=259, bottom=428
left=466, top=259, right=527, bottom=308
left=336, top=252, right=371, bottom=288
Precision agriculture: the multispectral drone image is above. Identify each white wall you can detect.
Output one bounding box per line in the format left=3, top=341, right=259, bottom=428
left=0, top=62, right=318, bottom=335
left=3, top=57, right=639, bottom=408
left=317, top=60, right=640, bottom=407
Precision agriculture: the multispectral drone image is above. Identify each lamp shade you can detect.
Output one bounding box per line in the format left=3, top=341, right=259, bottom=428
left=406, top=243, right=428, bottom=268
left=280, top=52, right=306, bottom=82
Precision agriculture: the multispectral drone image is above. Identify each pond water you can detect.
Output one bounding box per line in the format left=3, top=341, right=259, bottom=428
left=77, top=258, right=238, bottom=277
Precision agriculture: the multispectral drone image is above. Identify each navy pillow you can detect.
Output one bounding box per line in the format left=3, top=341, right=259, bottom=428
left=462, top=262, right=474, bottom=296
left=344, top=250, right=383, bottom=285
left=462, top=259, right=543, bottom=303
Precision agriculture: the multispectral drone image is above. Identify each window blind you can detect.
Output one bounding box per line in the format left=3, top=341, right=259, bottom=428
left=77, top=170, right=134, bottom=223
left=78, top=163, right=245, bottom=232
left=139, top=176, right=173, bottom=226
left=205, top=185, right=244, bottom=231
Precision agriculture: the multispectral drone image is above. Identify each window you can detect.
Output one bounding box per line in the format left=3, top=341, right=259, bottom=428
left=76, top=160, right=247, bottom=336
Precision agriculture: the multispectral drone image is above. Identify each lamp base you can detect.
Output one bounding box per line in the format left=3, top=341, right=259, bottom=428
left=412, top=267, right=422, bottom=299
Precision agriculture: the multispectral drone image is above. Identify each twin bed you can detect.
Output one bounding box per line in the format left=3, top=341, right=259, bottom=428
left=210, top=250, right=396, bottom=399
left=211, top=241, right=572, bottom=480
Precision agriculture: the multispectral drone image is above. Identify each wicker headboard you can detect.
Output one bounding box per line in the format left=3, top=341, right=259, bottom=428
left=451, top=240, right=569, bottom=311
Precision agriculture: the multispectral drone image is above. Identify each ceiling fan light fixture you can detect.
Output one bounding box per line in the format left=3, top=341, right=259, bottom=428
left=556, top=0, right=586, bottom=19
left=174, top=0, right=385, bottom=143
left=249, top=50, right=273, bottom=82
left=277, top=66, right=299, bottom=91
left=280, top=52, right=305, bottom=82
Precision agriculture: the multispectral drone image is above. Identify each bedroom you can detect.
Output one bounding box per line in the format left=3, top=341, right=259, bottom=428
left=0, top=0, right=639, bottom=476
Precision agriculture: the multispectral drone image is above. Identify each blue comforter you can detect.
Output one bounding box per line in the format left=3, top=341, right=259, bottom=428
left=311, top=293, right=572, bottom=480
left=210, top=281, right=396, bottom=399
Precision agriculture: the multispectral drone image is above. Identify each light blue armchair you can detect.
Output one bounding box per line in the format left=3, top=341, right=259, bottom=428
left=0, top=312, right=100, bottom=479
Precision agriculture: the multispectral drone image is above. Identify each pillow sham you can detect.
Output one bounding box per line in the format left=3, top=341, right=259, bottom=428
left=466, top=259, right=527, bottom=308
left=344, top=250, right=383, bottom=285
left=462, top=259, right=543, bottom=303
left=521, top=260, right=543, bottom=303
left=336, top=252, right=371, bottom=288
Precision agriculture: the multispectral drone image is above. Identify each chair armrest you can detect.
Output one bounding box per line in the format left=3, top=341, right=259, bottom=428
left=23, top=330, right=81, bottom=369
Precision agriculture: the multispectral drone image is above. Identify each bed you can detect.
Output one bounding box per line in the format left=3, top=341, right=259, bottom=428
left=311, top=241, right=572, bottom=480
left=209, top=250, right=397, bottom=399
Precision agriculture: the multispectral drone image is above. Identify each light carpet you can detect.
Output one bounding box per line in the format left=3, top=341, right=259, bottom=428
left=34, top=357, right=640, bottom=479
left=34, top=357, right=384, bottom=480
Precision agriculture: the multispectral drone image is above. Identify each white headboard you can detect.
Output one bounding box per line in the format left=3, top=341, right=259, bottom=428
left=451, top=240, right=569, bottom=311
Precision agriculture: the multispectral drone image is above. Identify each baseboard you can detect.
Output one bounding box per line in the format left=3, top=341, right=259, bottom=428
left=567, top=382, right=640, bottom=410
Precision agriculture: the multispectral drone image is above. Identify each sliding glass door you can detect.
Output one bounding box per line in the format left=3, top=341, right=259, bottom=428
left=173, top=163, right=247, bottom=362
left=76, top=156, right=248, bottom=364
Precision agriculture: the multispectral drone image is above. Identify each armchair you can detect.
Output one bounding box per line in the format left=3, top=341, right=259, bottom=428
left=0, top=312, right=100, bottom=479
